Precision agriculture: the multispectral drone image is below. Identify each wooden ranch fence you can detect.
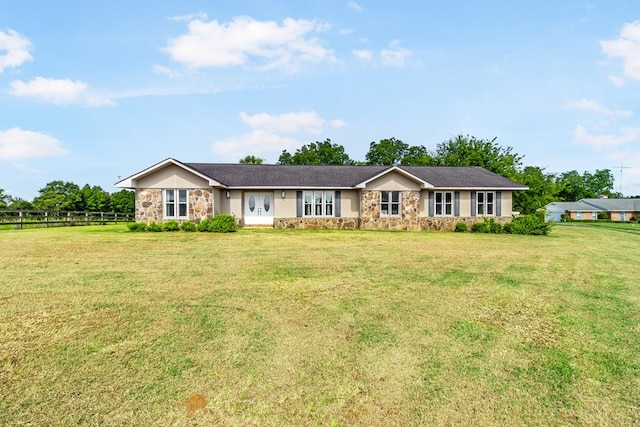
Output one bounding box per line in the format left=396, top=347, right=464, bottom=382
left=0, top=210, right=134, bottom=229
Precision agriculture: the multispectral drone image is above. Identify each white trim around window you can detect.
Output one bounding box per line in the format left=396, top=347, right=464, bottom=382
left=165, top=189, right=188, bottom=218
left=476, top=191, right=495, bottom=216
left=435, top=191, right=453, bottom=216
left=381, top=191, right=401, bottom=216
left=303, top=191, right=334, bottom=217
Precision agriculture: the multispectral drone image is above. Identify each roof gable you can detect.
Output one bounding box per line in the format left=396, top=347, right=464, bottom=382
left=355, top=166, right=432, bottom=189
left=115, top=158, right=222, bottom=188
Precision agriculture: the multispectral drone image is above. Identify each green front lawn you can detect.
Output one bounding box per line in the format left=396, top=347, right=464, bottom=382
left=1, top=226, right=638, bottom=425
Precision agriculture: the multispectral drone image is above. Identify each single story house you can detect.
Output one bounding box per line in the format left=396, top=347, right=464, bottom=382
left=580, top=198, right=640, bottom=222
left=544, top=198, right=640, bottom=222
left=544, top=201, right=603, bottom=222
left=115, top=158, right=529, bottom=231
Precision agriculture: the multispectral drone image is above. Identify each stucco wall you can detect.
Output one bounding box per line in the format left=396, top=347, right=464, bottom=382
left=365, top=171, right=422, bottom=191
left=134, top=164, right=210, bottom=189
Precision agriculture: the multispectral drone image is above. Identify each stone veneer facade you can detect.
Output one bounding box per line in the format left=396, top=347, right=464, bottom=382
left=135, top=188, right=213, bottom=223
left=360, top=190, right=423, bottom=231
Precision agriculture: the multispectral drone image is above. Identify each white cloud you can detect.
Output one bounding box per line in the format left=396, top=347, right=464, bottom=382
left=211, top=129, right=301, bottom=161
left=381, top=41, right=411, bottom=67
left=0, top=128, right=68, bottom=161
left=152, top=65, right=183, bottom=78
left=353, top=49, right=373, bottom=60
left=9, top=77, right=114, bottom=106
left=573, top=125, right=640, bottom=150
left=600, top=21, right=640, bottom=84
left=164, top=16, right=335, bottom=72
left=347, top=1, right=364, bottom=12
left=212, top=110, right=346, bottom=161
left=608, top=75, right=626, bottom=87
left=566, top=98, right=632, bottom=118
left=0, top=29, right=33, bottom=73
left=239, top=111, right=325, bottom=134
left=168, top=12, right=208, bottom=22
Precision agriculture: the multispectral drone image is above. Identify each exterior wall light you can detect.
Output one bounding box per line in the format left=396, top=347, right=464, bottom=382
left=281, top=190, right=286, bottom=198
left=226, top=190, right=230, bottom=198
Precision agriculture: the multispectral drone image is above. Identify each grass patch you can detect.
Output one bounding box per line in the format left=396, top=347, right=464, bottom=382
left=0, top=225, right=638, bottom=425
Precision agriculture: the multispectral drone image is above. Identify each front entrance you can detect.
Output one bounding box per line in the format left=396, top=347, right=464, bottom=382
left=244, top=192, right=274, bottom=225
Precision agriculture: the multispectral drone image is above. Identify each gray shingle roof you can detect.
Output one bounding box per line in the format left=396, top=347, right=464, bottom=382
left=545, top=201, right=603, bottom=213
left=184, top=162, right=528, bottom=189
left=581, top=198, right=640, bottom=212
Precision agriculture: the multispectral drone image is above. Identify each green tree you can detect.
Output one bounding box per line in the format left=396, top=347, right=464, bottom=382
left=32, top=181, right=83, bottom=211
left=365, top=137, right=409, bottom=165
left=278, top=139, right=353, bottom=165
left=110, top=189, right=135, bottom=214
left=0, top=188, right=8, bottom=209
left=556, top=169, right=615, bottom=201
left=431, top=135, right=523, bottom=179
left=81, top=184, right=111, bottom=212
left=584, top=169, right=615, bottom=198
left=239, top=155, right=264, bottom=164
left=401, top=145, right=435, bottom=166
left=8, top=197, right=34, bottom=210
left=512, top=166, right=558, bottom=214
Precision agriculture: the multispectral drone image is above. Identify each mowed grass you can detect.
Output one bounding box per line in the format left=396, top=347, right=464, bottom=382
left=0, top=226, right=638, bottom=426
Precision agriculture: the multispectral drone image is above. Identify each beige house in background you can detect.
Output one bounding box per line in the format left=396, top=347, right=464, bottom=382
left=115, top=158, right=529, bottom=231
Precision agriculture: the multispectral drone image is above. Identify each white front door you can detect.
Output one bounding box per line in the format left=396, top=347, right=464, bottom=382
left=244, top=192, right=274, bottom=225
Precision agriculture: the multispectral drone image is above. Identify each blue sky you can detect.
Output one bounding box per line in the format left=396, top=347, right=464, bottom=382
left=1, top=0, right=640, bottom=199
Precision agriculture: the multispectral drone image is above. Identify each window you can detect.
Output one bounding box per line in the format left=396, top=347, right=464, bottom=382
left=575, top=211, right=583, bottom=220
left=381, top=191, right=401, bottom=216
left=620, top=211, right=627, bottom=221
left=303, top=191, right=334, bottom=217
left=165, top=189, right=188, bottom=218
left=435, top=192, right=453, bottom=216
left=476, top=192, right=495, bottom=216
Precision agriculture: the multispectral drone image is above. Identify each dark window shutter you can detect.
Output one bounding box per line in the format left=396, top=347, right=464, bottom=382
left=471, top=191, right=477, bottom=216
left=428, top=192, right=434, bottom=216
left=454, top=191, right=460, bottom=216
left=296, top=191, right=302, bottom=217
left=335, top=191, right=341, bottom=217
left=496, top=191, right=502, bottom=216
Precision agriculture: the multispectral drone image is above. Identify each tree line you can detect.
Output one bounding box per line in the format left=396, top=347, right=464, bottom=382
left=0, top=182, right=134, bottom=213
left=243, top=135, right=626, bottom=215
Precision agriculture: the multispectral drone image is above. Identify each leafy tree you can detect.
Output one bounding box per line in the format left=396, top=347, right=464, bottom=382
left=365, top=137, right=409, bottom=165
left=401, top=145, right=435, bottom=166
left=110, top=189, right=135, bottom=214
left=431, top=135, right=523, bottom=179
left=239, top=155, right=264, bottom=164
left=81, top=184, right=111, bottom=212
left=0, top=188, right=8, bottom=209
left=278, top=139, right=353, bottom=165
left=556, top=169, right=614, bottom=201
left=32, top=181, right=83, bottom=211
left=8, top=197, right=34, bottom=210
left=512, top=166, right=558, bottom=214
left=584, top=169, right=615, bottom=198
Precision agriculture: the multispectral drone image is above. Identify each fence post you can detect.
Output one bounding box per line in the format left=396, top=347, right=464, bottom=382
left=19, top=211, right=23, bottom=230
left=101, top=212, right=104, bottom=225
left=67, top=211, right=71, bottom=226
left=45, top=211, right=48, bottom=228
left=115, top=213, right=118, bottom=223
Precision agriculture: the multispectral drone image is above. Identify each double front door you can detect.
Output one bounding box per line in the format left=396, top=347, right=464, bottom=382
left=244, top=192, right=274, bottom=225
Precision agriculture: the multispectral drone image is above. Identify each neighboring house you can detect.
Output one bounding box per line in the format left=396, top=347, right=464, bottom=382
left=544, top=198, right=640, bottom=222
left=115, top=158, right=529, bottom=231
left=581, top=198, right=640, bottom=222
left=544, top=201, right=602, bottom=222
